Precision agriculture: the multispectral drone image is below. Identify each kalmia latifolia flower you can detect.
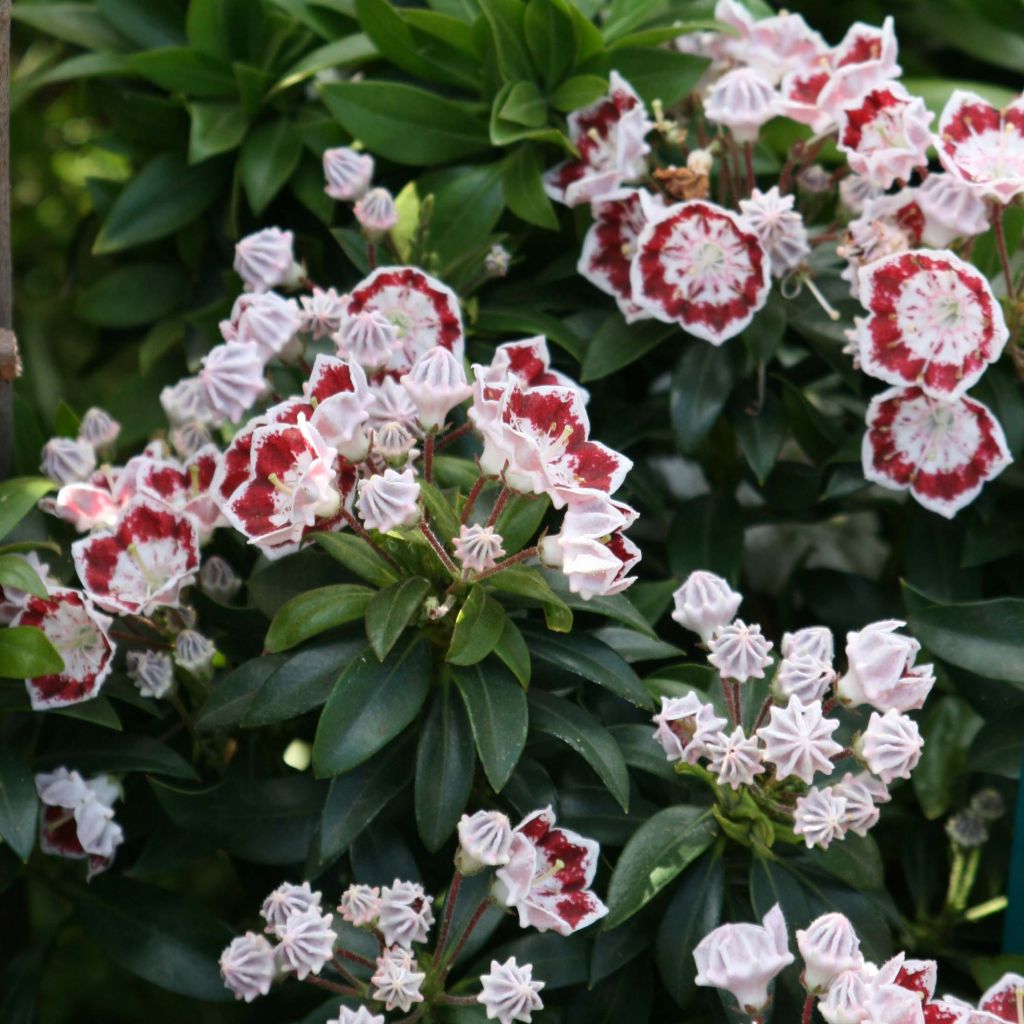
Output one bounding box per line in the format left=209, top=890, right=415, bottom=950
left=0, top=552, right=58, bottom=625
left=937, top=90, right=1024, bottom=204
left=774, top=653, right=835, bottom=704
left=336, top=308, right=401, bottom=370
left=299, top=286, right=346, bottom=340
left=694, top=903, right=795, bottom=1013
left=378, top=880, right=435, bottom=948
left=457, top=810, right=514, bottom=873
left=220, top=933, right=276, bottom=1003
left=862, top=385, right=1012, bottom=518
left=220, top=290, right=302, bottom=362
left=652, top=693, right=727, bottom=765
left=13, top=589, right=115, bottom=709
left=200, top=555, right=241, bottom=602
left=354, top=187, right=398, bottom=237
left=707, top=619, right=773, bottom=683
left=758, top=695, right=843, bottom=784
left=704, top=66, right=778, bottom=143
left=199, top=342, right=267, bottom=423
left=833, top=772, right=887, bottom=836
left=916, top=173, right=990, bottom=247
left=329, top=1009, right=385, bottom=1024
left=127, top=444, right=223, bottom=541
left=478, top=957, right=545, bottom=1024
left=36, top=767, right=123, bottom=877
left=793, top=786, right=848, bottom=849
left=738, top=186, right=810, bottom=277
left=797, top=913, right=864, bottom=993
left=817, top=16, right=901, bottom=119
left=356, top=468, right=421, bottom=533
left=41, top=437, right=96, bottom=484
left=543, top=71, right=652, bottom=207
left=578, top=188, right=662, bottom=321
left=454, top=524, right=506, bottom=574
left=400, top=346, right=473, bottom=430
left=857, top=709, right=924, bottom=783
left=705, top=726, right=765, bottom=790
left=276, top=907, right=337, bottom=980
left=72, top=496, right=200, bottom=615
left=855, top=249, right=1008, bottom=400
left=323, top=145, right=374, bottom=201
left=493, top=807, right=608, bottom=936
left=234, top=227, right=303, bottom=292
left=836, top=83, right=933, bottom=188
left=344, top=266, right=464, bottom=375
left=78, top=407, right=120, bottom=451
left=126, top=648, right=175, bottom=699
left=338, top=884, right=381, bottom=927
left=474, top=336, right=588, bottom=402
left=371, top=948, right=425, bottom=1012
left=979, top=973, right=1024, bottom=1020
left=671, top=570, right=742, bottom=642
left=630, top=200, right=770, bottom=345
left=838, top=619, right=934, bottom=712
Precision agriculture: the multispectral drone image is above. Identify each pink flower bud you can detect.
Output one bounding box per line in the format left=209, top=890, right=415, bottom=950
left=708, top=619, right=773, bottom=683
left=234, top=227, right=303, bottom=292
left=199, top=342, right=266, bottom=424
left=651, top=693, right=727, bottom=765
left=477, top=957, right=545, bottom=1024
left=705, top=726, right=765, bottom=790
left=354, top=187, right=398, bottom=237
left=457, top=810, right=514, bottom=873
left=704, top=66, right=778, bottom=142
left=838, top=620, right=933, bottom=713
left=371, top=947, right=426, bottom=1012
left=338, top=884, right=381, bottom=927
left=200, top=555, right=241, bottom=603
left=793, top=787, right=848, bottom=850
left=857, top=709, right=923, bottom=783
left=41, top=437, right=96, bottom=484
left=78, top=407, right=120, bottom=451
left=400, top=346, right=473, bottom=430
left=173, top=629, right=216, bottom=674
left=323, top=146, right=374, bottom=201
left=220, top=932, right=275, bottom=1002
left=454, top=524, right=506, bottom=574
left=773, top=653, right=835, bottom=704
left=221, top=291, right=302, bottom=361
left=356, top=468, right=421, bottom=532
left=797, top=912, right=864, bottom=993
left=758, top=695, right=843, bottom=784
left=337, top=308, right=401, bottom=370
left=299, top=286, right=347, bottom=339
left=671, top=570, right=742, bottom=642
left=276, top=907, right=337, bottom=980
left=126, top=649, right=174, bottom=699
left=781, top=626, right=834, bottom=664
left=378, top=879, right=434, bottom=948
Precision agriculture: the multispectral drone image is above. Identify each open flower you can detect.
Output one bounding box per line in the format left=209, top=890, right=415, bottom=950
left=856, top=249, right=1008, bottom=401
left=344, top=266, right=464, bottom=375
left=72, top=496, right=200, bottom=615
left=818, top=17, right=900, bottom=119
left=36, top=767, right=123, bottom=878
left=838, top=619, right=934, bottom=712
left=13, top=589, right=114, bottom=709
left=694, top=903, right=795, bottom=1013
left=543, top=71, right=652, bottom=207
left=758, top=695, right=843, bottom=784
left=493, top=807, right=607, bottom=936
left=936, top=91, right=1024, bottom=204
left=652, top=693, right=727, bottom=764
left=979, top=973, right=1024, bottom=1020
left=478, top=957, right=545, bottom=1024
left=861, top=386, right=1012, bottom=518
left=578, top=189, right=662, bottom=321
left=916, top=172, right=990, bottom=247
left=129, top=445, right=223, bottom=542
left=473, top=336, right=588, bottom=403
left=630, top=200, right=770, bottom=344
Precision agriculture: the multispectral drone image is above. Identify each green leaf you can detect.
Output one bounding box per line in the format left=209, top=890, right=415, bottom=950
left=484, top=564, right=573, bottom=631
left=265, top=584, right=374, bottom=652
left=415, top=684, right=475, bottom=850
left=12, top=4, right=129, bottom=50
left=581, top=317, right=674, bottom=382
left=127, top=47, right=236, bottom=97
left=667, top=494, right=744, bottom=584
left=814, top=833, right=885, bottom=891
left=319, top=737, right=414, bottom=863
left=910, top=598, right=1024, bottom=683
left=421, top=162, right=507, bottom=268
left=499, top=80, right=547, bottom=127
left=0, top=555, right=48, bottom=599
left=453, top=659, right=528, bottom=791
left=914, top=696, right=980, bottom=819
left=448, top=586, right=507, bottom=666
left=670, top=342, right=736, bottom=452
left=239, top=119, right=302, bottom=214
left=54, top=399, right=80, bottom=438
left=478, top=0, right=534, bottom=80
left=493, top=616, right=531, bottom=687
left=74, top=264, right=187, bottom=328
left=365, top=577, right=431, bottom=661
left=0, top=748, right=38, bottom=862
left=521, top=627, right=653, bottom=708
left=604, top=806, right=718, bottom=928
left=527, top=689, right=631, bottom=810
left=0, top=478, right=54, bottom=541
left=94, top=153, right=226, bottom=254
left=97, top=0, right=185, bottom=47
left=493, top=492, right=550, bottom=552
left=549, top=74, right=608, bottom=112
left=188, top=102, right=247, bottom=162
left=735, top=392, right=787, bottom=485
left=655, top=851, right=724, bottom=1007
left=321, top=81, right=490, bottom=165
left=502, top=144, right=558, bottom=229
left=39, top=732, right=197, bottom=781
left=490, top=83, right=571, bottom=148
left=586, top=47, right=707, bottom=105
left=0, top=627, right=64, bottom=679
left=313, top=636, right=432, bottom=776
left=523, top=0, right=574, bottom=86
left=195, top=655, right=286, bottom=731
left=273, top=33, right=377, bottom=92
left=74, top=876, right=233, bottom=1001
left=315, top=531, right=399, bottom=587
left=418, top=481, right=460, bottom=543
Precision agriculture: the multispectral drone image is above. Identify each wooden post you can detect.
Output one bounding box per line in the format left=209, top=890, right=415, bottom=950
left=0, top=0, right=15, bottom=480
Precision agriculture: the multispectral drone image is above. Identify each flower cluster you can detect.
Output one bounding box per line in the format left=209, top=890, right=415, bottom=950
left=654, top=571, right=931, bottom=849
left=554, top=2, right=1017, bottom=517
left=694, top=903, right=1024, bottom=1023
left=28, top=202, right=637, bottom=713
left=220, top=807, right=604, bottom=1021
left=35, top=766, right=123, bottom=878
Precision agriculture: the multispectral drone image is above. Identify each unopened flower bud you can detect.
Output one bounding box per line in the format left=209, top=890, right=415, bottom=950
left=373, top=420, right=417, bottom=464
left=457, top=810, right=514, bottom=873
left=401, top=346, right=473, bottom=430
left=323, top=146, right=374, bottom=202
left=220, top=932, right=275, bottom=1002
left=338, top=884, right=381, bottom=927
left=276, top=908, right=337, bottom=980
left=234, top=227, right=303, bottom=292
left=971, top=788, right=1005, bottom=821
left=378, top=879, right=434, bottom=948
left=354, top=187, right=398, bottom=238
left=478, top=957, right=545, bottom=1024
left=78, top=407, right=121, bottom=451
left=336, top=309, right=400, bottom=370
left=356, top=469, right=421, bottom=533
left=454, top=524, right=505, bottom=574
left=671, top=570, right=742, bottom=643
left=485, top=244, right=511, bottom=278
left=856, top=710, right=923, bottom=783
left=126, top=649, right=175, bottom=699
left=200, top=556, right=242, bottom=603
left=797, top=912, right=863, bottom=993
left=946, top=810, right=988, bottom=848
left=41, top=437, right=96, bottom=484
left=174, top=630, right=216, bottom=674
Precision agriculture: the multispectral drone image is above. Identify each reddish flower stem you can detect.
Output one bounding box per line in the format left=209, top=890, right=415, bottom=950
left=485, top=486, right=511, bottom=528
left=435, top=870, right=462, bottom=954
left=992, top=204, right=1016, bottom=298
left=461, top=475, right=487, bottom=525
left=419, top=520, right=459, bottom=576
left=367, top=242, right=377, bottom=270
left=721, top=677, right=742, bottom=728
left=304, top=975, right=360, bottom=996
left=423, top=432, right=435, bottom=484
left=802, top=994, right=815, bottom=1024
left=339, top=509, right=403, bottom=572
left=437, top=995, right=479, bottom=1006
left=744, top=141, right=755, bottom=195
left=753, top=695, right=773, bottom=732
left=439, top=896, right=491, bottom=974
left=436, top=421, right=473, bottom=451
left=335, top=947, right=376, bottom=970
left=468, top=546, right=538, bottom=583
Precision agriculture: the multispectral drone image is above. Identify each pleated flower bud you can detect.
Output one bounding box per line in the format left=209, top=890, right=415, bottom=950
left=371, top=947, right=426, bottom=1012
left=276, top=908, right=337, bottom=980
left=336, top=309, right=401, bottom=370
left=234, top=227, right=303, bottom=292
left=773, top=653, right=835, bottom=704
left=78, top=407, right=121, bottom=451
left=354, top=187, right=398, bottom=238
left=126, top=649, right=175, bottom=699
left=704, top=66, right=778, bottom=143
left=797, top=913, right=864, bottom=994
left=41, top=437, right=96, bottom=485
left=478, top=957, right=545, bottom=1024
left=199, top=342, right=266, bottom=424
left=323, top=146, right=374, bottom=201
left=261, top=881, right=322, bottom=937
left=200, top=556, right=242, bottom=603
left=758, top=695, right=843, bottom=784
left=400, top=346, right=473, bottom=431
left=671, top=570, right=742, bottom=642
left=454, top=524, right=506, bottom=574
left=781, top=626, right=834, bottom=665
left=356, top=469, right=421, bottom=533
left=793, top=787, right=848, bottom=850
left=708, top=620, right=773, bottom=683
left=457, top=810, right=514, bottom=873
left=378, top=880, right=434, bottom=949
left=173, top=629, right=216, bottom=675
left=220, top=932, right=276, bottom=1002
left=338, top=884, right=381, bottom=927
left=857, top=710, right=923, bottom=784
left=372, top=420, right=417, bottom=464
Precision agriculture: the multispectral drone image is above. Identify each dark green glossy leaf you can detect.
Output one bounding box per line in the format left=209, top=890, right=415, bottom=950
left=0, top=627, right=64, bottom=679
left=503, top=143, right=558, bottom=229
left=12, top=4, right=129, bottom=50
left=314, top=636, right=432, bottom=776
left=188, top=101, right=247, bottom=162
left=670, top=342, right=735, bottom=453
left=581, top=317, right=674, bottom=382
left=128, top=47, right=236, bottom=97
left=523, top=0, right=574, bottom=86
left=74, top=263, right=187, bottom=327
left=735, top=392, right=787, bottom=485
left=37, top=732, right=197, bottom=781
left=265, top=584, right=374, bottom=652
left=421, top=162, right=507, bottom=266
left=315, top=531, right=399, bottom=587
left=0, top=748, right=37, bottom=862
left=448, top=586, right=507, bottom=666
left=484, top=564, right=573, bottom=632
left=667, top=493, right=744, bottom=584
left=274, top=33, right=377, bottom=92
left=478, top=0, right=534, bottom=80
left=493, top=616, right=531, bottom=687
left=239, top=119, right=302, bottom=213
left=196, top=655, right=288, bottom=731
left=0, top=555, right=47, bottom=599
left=365, top=577, right=431, bottom=661
left=0, top=478, right=54, bottom=541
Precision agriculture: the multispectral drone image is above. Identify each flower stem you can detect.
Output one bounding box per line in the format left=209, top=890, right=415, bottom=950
left=469, top=546, right=538, bottom=583
left=436, top=995, right=479, bottom=1006
left=721, top=677, right=742, bottom=728
left=752, top=695, right=773, bottom=732
left=423, top=432, right=435, bottom=484
left=435, top=870, right=463, bottom=954
left=439, top=896, right=491, bottom=974
left=419, top=520, right=459, bottom=577
left=992, top=203, right=1016, bottom=298
left=461, top=475, right=487, bottom=525
left=436, top=421, right=473, bottom=451
left=335, top=947, right=376, bottom=970
left=338, top=510, right=403, bottom=572
left=367, top=241, right=377, bottom=270
left=744, top=141, right=755, bottom=195
left=485, top=486, right=511, bottom=528
left=304, top=975, right=360, bottom=996
left=802, top=994, right=815, bottom=1024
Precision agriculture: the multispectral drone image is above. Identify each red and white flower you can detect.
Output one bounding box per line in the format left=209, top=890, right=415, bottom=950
left=862, top=386, right=1012, bottom=518
left=51, top=473, right=122, bottom=532
left=856, top=249, right=1008, bottom=400
left=539, top=495, right=640, bottom=599
left=778, top=65, right=833, bottom=134
left=129, top=444, right=223, bottom=541
left=543, top=71, right=652, bottom=207
left=14, top=589, right=114, bottom=709
left=344, top=266, right=464, bottom=375
left=473, top=336, right=588, bottom=408
left=493, top=807, right=608, bottom=936
left=818, top=17, right=901, bottom=119
left=836, top=83, right=933, bottom=188
left=0, top=552, right=59, bottom=625
left=839, top=190, right=926, bottom=299
left=72, top=496, right=200, bottom=615
left=630, top=200, right=770, bottom=344
left=978, top=973, right=1024, bottom=1021
left=578, top=189, right=662, bottom=322
left=936, top=91, right=1024, bottom=204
